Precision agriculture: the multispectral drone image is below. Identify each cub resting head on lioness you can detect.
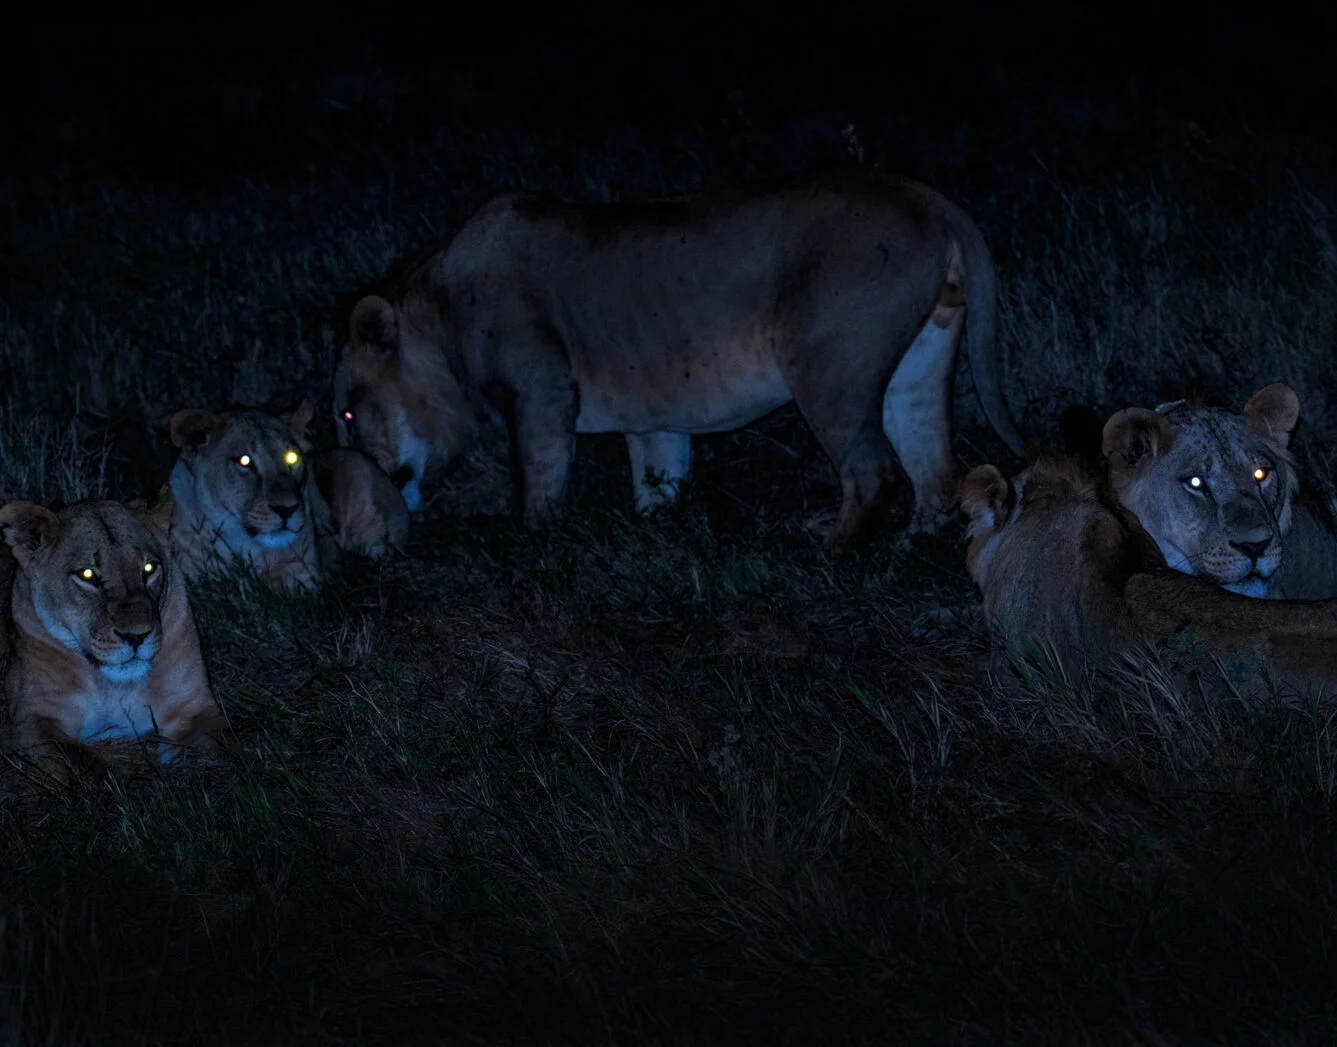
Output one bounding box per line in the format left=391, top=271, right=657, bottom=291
left=309, top=448, right=410, bottom=563
left=0, top=492, right=221, bottom=779
left=960, top=455, right=1337, bottom=690
left=1102, top=383, right=1337, bottom=600
left=169, top=401, right=323, bottom=593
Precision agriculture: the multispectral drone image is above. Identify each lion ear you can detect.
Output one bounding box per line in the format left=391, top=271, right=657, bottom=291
left=0, top=500, right=62, bottom=567
left=170, top=409, right=227, bottom=458
left=137, top=484, right=176, bottom=537
left=350, top=295, right=400, bottom=356
left=959, top=465, right=1011, bottom=534
left=281, top=397, right=316, bottom=444
left=1102, top=408, right=1175, bottom=473
left=1243, top=383, right=1300, bottom=448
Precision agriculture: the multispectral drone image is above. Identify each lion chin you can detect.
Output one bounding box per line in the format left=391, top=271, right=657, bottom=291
left=252, top=529, right=300, bottom=550
left=98, top=658, right=155, bottom=684
left=1222, top=574, right=1270, bottom=599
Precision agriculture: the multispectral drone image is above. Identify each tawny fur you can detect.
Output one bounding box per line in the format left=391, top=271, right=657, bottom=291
left=333, top=170, right=1023, bottom=549
left=168, top=402, right=322, bottom=594
left=1103, top=383, right=1337, bottom=599
left=961, top=455, right=1337, bottom=691
left=0, top=495, right=221, bottom=780
left=310, top=448, right=409, bottom=562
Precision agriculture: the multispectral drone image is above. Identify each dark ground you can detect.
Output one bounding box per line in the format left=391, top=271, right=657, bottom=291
left=3, top=6, right=1337, bottom=1045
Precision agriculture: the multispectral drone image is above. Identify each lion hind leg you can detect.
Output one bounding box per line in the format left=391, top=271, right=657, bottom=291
left=883, top=302, right=964, bottom=534
left=826, top=434, right=909, bottom=551
left=784, top=332, right=912, bottom=550
left=788, top=391, right=908, bottom=551
left=625, top=431, right=692, bottom=513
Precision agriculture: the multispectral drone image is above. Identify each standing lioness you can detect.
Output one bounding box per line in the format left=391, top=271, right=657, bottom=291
left=0, top=495, right=221, bottom=778
left=334, top=171, right=1023, bottom=547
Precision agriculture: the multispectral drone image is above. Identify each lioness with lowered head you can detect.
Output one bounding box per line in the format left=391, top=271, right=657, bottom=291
left=961, top=456, right=1337, bottom=689
left=333, top=170, right=1023, bottom=548
left=0, top=493, right=221, bottom=778
left=168, top=401, right=322, bottom=593
left=1102, top=383, right=1337, bottom=599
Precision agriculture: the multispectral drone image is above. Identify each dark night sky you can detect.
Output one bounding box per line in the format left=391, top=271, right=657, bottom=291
left=9, top=5, right=1335, bottom=114
left=3, top=4, right=1333, bottom=204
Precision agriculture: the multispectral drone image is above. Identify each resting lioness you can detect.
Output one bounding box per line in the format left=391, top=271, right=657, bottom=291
left=961, top=456, right=1337, bottom=689
left=333, top=170, right=1024, bottom=547
left=0, top=493, right=221, bottom=777
left=309, top=448, right=409, bottom=562
left=1102, top=384, right=1337, bottom=599
left=168, top=402, right=322, bottom=593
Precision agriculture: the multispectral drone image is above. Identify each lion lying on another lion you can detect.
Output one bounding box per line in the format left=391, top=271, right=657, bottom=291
left=960, top=454, right=1337, bottom=693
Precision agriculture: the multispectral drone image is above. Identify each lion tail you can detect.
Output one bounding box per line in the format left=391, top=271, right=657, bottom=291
left=952, top=205, right=1024, bottom=457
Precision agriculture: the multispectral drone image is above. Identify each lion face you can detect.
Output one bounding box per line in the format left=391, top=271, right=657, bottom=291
left=1103, top=384, right=1300, bottom=599
left=333, top=295, right=433, bottom=512
left=170, top=405, right=314, bottom=552
left=0, top=499, right=174, bottom=683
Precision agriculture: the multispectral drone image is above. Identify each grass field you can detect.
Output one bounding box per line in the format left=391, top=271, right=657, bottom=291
left=3, top=20, right=1337, bottom=1044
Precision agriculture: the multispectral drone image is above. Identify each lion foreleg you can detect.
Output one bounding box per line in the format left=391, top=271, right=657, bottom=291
left=153, top=700, right=224, bottom=765
left=511, top=388, right=578, bottom=525
left=625, top=431, right=692, bottom=513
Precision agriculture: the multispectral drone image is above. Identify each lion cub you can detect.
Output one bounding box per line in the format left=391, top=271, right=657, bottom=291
left=168, top=401, right=322, bottom=593
left=0, top=493, right=221, bottom=778
left=961, top=456, right=1337, bottom=690
left=309, top=448, right=409, bottom=562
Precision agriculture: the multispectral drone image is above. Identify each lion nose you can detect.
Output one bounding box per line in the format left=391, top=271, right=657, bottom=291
left=1230, top=538, right=1271, bottom=563
left=271, top=502, right=301, bottom=525
left=115, top=629, right=152, bottom=650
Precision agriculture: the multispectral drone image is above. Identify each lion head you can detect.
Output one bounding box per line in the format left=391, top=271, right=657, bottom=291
left=0, top=497, right=176, bottom=684
left=333, top=293, right=477, bottom=513
left=168, top=402, right=320, bottom=589
left=960, top=456, right=1167, bottom=670
left=311, top=448, right=409, bottom=561
left=1102, top=384, right=1300, bottom=598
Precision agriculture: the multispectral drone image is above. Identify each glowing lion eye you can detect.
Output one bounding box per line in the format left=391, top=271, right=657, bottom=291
left=285, top=450, right=300, bottom=466
left=79, top=568, right=96, bottom=581
left=143, top=561, right=157, bottom=575
left=342, top=410, right=353, bottom=422
left=1188, top=476, right=1203, bottom=489
left=1253, top=467, right=1268, bottom=482
left=237, top=454, right=252, bottom=468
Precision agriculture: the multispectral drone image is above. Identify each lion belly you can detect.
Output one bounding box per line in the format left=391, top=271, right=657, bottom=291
left=572, top=348, right=791, bottom=434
